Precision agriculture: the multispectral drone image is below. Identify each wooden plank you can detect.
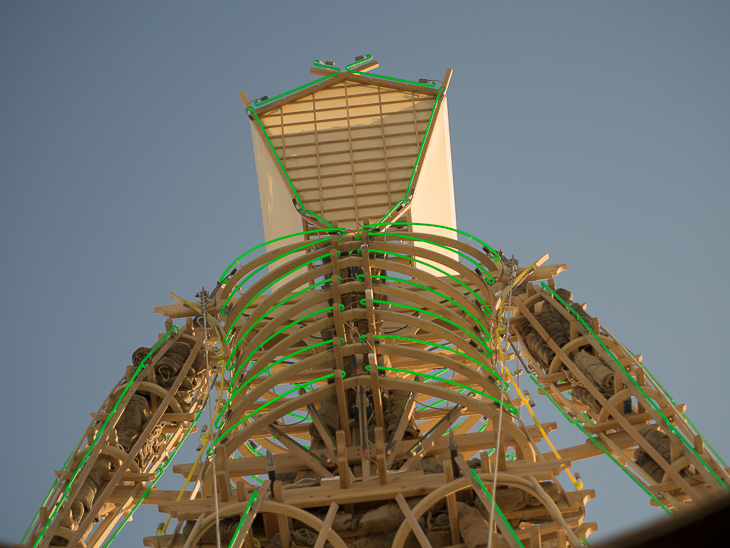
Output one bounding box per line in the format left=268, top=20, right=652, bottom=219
left=312, top=503, right=339, bottom=548
left=395, top=493, right=433, bottom=548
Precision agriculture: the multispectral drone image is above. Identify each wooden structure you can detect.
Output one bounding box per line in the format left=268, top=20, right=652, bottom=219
left=17, top=58, right=730, bottom=548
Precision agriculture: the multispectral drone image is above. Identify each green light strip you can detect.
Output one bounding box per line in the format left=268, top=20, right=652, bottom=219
left=221, top=238, right=335, bottom=313
left=252, top=60, right=342, bottom=107
left=364, top=297, right=491, bottom=356
left=373, top=232, right=489, bottom=279
left=227, top=303, right=342, bottom=383
left=365, top=272, right=491, bottom=336
left=219, top=230, right=344, bottom=283
left=363, top=222, right=500, bottom=262
left=232, top=277, right=337, bottom=350
left=469, top=470, right=525, bottom=548
left=363, top=333, right=503, bottom=384
left=367, top=249, right=491, bottom=314
left=375, top=87, right=443, bottom=224
left=21, top=446, right=78, bottom=543
left=100, top=410, right=203, bottom=547
left=210, top=372, right=341, bottom=451
left=247, top=106, right=333, bottom=228
left=542, top=283, right=728, bottom=492
left=225, top=250, right=335, bottom=343
left=216, top=338, right=342, bottom=430
left=346, top=56, right=437, bottom=88
left=228, top=491, right=259, bottom=548
left=32, top=326, right=179, bottom=547
left=365, top=364, right=516, bottom=414
left=528, top=373, right=673, bottom=512
left=620, top=345, right=729, bottom=469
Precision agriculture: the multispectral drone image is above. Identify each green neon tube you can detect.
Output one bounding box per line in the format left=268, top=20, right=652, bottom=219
left=219, top=230, right=344, bottom=283
left=32, top=326, right=178, bottom=547
left=363, top=333, right=502, bottom=383
left=221, top=238, right=335, bottom=313
left=363, top=274, right=491, bottom=338
left=542, top=283, right=728, bottom=492
left=233, top=277, right=338, bottom=349
left=363, top=297, right=491, bottom=355
left=365, top=249, right=492, bottom=314
left=345, top=55, right=437, bottom=89
left=470, top=470, right=526, bottom=548
left=252, top=60, right=342, bottom=107
left=100, top=410, right=203, bottom=547
left=227, top=303, right=343, bottom=382
left=210, top=372, right=341, bottom=451
left=371, top=232, right=488, bottom=278
left=528, top=373, right=672, bottom=512
left=216, top=338, right=342, bottom=429
left=362, top=221, right=500, bottom=262
left=365, top=364, right=516, bottom=414
left=224, top=250, right=335, bottom=343
left=228, top=491, right=259, bottom=548
left=247, top=106, right=333, bottom=228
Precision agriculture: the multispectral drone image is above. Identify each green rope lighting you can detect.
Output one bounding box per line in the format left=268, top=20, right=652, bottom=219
left=232, top=277, right=338, bottom=350
left=251, top=60, right=342, bottom=107
left=528, top=373, right=673, bottom=512
left=31, top=326, right=178, bottom=547
left=365, top=363, right=516, bottom=414
left=469, top=470, right=526, bottom=548
left=364, top=297, right=491, bottom=356
left=216, top=339, right=342, bottom=429
left=363, top=333, right=503, bottom=384
left=362, top=222, right=500, bottom=263
left=621, top=344, right=729, bottom=469
left=228, top=491, right=259, bottom=548
left=247, top=106, right=332, bottom=228
left=219, top=230, right=345, bottom=283
left=365, top=249, right=492, bottom=314
left=221, top=238, right=337, bottom=313
left=227, top=304, right=343, bottom=385
left=345, top=56, right=437, bottom=88
left=210, top=371, right=342, bottom=452
left=371, top=232, right=489, bottom=279
left=542, top=283, right=728, bottom=492
left=224, top=250, right=336, bottom=343
left=100, top=410, right=203, bottom=547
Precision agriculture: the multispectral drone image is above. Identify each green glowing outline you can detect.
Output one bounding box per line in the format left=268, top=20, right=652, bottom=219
left=470, top=469, right=526, bottom=548
left=31, top=326, right=179, bottom=547
left=366, top=364, right=515, bottom=414
left=363, top=222, right=500, bottom=262
left=210, top=372, right=342, bottom=451
left=542, top=283, right=728, bottom=492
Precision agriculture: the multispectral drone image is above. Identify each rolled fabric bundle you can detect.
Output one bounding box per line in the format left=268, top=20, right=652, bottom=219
left=426, top=510, right=452, bottom=547
left=571, top=386, right=603, bottom=415
left=573, top=351, right=614, bottom=394
left=154, top=356, right=182, bottom=390
left=353, top=531, right=396, bottom=548
left=494, top=487, right=529, bottom=513
left=117, top=394, right=149, bottom=453
left=132, top=347, right=151, bottom=367
left=360, top=502, right=403, bottom=535
left=457, top=502, right=491, bottom=548
left=634, top=425, right=686, bottom=483
left=309, top=393, right=341, bottom=445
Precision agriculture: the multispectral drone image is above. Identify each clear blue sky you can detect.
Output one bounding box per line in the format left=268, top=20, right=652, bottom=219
left=2, top=1, right=729, bottom=545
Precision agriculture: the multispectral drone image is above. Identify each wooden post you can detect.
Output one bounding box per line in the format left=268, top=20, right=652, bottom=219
left=395, top=493, right=433, bottom=548
left=442, top=459, right=460, bottom=546
left=313, top=503, right=340, bottom=548
left=374, top=426, right=387, bottom=485
left=336, top=430, right=350, bottom=489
